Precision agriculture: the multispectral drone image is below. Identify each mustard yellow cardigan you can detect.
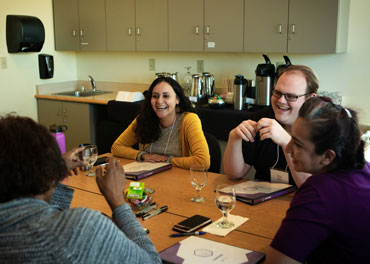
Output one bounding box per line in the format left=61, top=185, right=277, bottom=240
left=111, top=112, right=210, bottom=170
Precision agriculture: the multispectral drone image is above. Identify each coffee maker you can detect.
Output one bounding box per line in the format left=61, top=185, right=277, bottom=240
left=255, top=54, right=275, bottom=106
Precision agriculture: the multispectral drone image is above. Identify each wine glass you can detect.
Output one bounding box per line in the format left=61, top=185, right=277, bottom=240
left=189, top=165, right=207, bottom=202
left=81, top=145, right=98, bottom=176
left=215, top=184, right=236, bottom=228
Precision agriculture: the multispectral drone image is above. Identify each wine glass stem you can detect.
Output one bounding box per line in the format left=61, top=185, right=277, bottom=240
left=196, top=189, right=201, bottom=199
left=223, top=212, right=228, bottom=224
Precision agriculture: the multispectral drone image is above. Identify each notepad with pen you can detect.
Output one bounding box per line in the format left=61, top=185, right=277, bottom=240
left=220, top=180, right=296, bottom=205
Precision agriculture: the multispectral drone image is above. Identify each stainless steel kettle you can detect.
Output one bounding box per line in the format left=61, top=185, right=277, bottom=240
left=255, top=54, right=276, bottom=106
left=202, top=72, right=215, bottom=98
left=190, top=74, right=206, bottom=104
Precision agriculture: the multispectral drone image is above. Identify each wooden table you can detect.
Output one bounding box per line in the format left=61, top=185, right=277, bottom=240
left=67, top=155, right=292, bottom=255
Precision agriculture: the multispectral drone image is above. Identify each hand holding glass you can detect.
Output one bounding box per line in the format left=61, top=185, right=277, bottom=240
left=190, top=165, right=207, bottom=202
left=81, top=145, right=98, bottom=176
left=215, top=184, right=236, bottom=228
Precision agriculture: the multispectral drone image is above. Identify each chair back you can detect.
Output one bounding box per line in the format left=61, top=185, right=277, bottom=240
left=204, top=132, right=221, bottom=173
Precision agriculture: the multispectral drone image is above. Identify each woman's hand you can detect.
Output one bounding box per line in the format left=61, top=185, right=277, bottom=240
left=62, top=147, right=87, bottom=176
left=142, top=153, right=169, bottom=162
left=96, top=158, right=127, bottom=210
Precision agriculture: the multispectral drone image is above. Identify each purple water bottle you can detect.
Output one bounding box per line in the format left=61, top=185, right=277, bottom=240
left=49, top=124, right=68, bottom=154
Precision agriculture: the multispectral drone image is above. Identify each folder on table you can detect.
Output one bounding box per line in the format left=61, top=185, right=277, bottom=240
left=221, top=180, right=296, bottom=205
left=160, top=236, right=265, bottom=264
left=123, top=161, right=172, bottom=180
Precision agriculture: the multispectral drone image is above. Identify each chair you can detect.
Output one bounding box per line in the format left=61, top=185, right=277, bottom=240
left=204, top=132, right=221, bottom=173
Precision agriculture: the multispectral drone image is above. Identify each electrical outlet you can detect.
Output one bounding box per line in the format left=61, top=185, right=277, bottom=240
left=149, top=58, right=156, bottom=71
left=197, top=60, right=204, bottom=73
left=0, top=57, right=7, bottom=69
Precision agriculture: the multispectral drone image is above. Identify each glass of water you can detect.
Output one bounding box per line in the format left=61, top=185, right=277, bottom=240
left=215, top=184, right=236, bottom=228
left=81, top=144, right=98, bottom=176
left=190, top=165, right=208, bottom=202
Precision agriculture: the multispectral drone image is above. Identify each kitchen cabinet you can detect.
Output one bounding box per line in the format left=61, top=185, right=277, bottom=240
left=169, top=0, right=204, bottom=52
left=106, top=0, right=136, bottom=51
left=53, top=0, right=106, bottom=51
left=204, top=0, right=244, bottom=52
left=244, top=0, right=350, bottom=53
left=37, top=99, right=95, bottom=151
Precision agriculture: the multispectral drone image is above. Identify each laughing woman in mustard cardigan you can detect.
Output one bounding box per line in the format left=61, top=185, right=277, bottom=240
left=111, top=76, right=210, bottom=170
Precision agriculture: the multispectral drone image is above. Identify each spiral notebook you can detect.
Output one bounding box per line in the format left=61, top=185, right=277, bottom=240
left=123, top=161, right=172, bottom=180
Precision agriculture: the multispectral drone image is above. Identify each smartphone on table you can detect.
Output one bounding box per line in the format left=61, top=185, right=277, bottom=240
left=94, top=156, right=109, bottom=166
left=173, top=215, right=212, bottom=233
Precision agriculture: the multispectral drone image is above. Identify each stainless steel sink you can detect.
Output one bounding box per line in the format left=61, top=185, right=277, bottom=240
left=53, top=90, right=112, bottom=97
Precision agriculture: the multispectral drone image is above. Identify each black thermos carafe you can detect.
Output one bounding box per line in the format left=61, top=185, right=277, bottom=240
left=255, top=54, right=275, bottom=106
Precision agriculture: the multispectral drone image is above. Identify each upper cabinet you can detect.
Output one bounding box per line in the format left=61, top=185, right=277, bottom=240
left=244, top=0, right=350, bottom=53
left=169, top=0, right=204, bottom=52
left=136, top=0, right=168, bottom=51
left=204, top=0, right=244, bottom=52
left=53, top=0, right=107, bottom=51
left=106, top=0, right=136, bottom=51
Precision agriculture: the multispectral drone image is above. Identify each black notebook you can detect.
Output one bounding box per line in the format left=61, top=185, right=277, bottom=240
left=220, top=180, right=296, bottom=205
left=160, top=236, right=265, bottom=264
left=123, top=161, right=172, bottom=180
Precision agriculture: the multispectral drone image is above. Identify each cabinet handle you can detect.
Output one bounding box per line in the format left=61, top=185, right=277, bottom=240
left=128, top=27, right=132, bottom=36
left=205, top=25, right=210, bottom=35
left=72, top=30, right=76, bottom=37
left=137, top=27, right=141, bottom=36
left=80, top=29, right=84, bottom=37
left=194, top=26, right=200, bottom=35
left=291, top=24, right=296, bottom=34
left=278, top=24, right=282, bottom=34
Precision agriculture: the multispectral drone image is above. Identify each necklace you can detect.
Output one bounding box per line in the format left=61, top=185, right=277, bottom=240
left=149, top=115, right=177, bottom=155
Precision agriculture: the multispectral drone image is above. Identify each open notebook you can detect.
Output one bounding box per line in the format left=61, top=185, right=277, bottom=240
left=221, top=180, right=296, bottom=205
left=123, top=161, right=172, bottom=180
left=160, top=236, right=265, bottom=264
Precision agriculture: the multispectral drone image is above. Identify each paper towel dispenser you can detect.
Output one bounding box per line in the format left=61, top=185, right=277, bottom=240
left=6, top=15, right=45, bottom=53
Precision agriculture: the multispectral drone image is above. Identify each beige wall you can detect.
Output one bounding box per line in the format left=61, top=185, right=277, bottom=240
left=1, top=0, right=369, bottom=125
left=0, top=0, right=76, bottom=119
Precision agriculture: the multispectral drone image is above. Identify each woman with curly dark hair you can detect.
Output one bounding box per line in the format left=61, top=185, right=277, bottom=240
left=111, top=77, right=210, bottom=170
left=266, top=97, right=370, bottom=263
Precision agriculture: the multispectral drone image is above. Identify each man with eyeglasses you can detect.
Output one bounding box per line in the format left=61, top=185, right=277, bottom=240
left=223, top=65, right=319, bottom=187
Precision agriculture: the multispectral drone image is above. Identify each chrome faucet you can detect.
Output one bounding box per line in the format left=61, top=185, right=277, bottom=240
left=88, top=75, right=96, bottom=91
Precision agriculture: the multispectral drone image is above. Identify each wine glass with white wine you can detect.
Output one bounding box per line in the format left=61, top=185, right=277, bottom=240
left=190, top=165, right=207, bottom=202
left=81, top=145, right=98, bottom=176
left=215, top=184, right=236, bottom=228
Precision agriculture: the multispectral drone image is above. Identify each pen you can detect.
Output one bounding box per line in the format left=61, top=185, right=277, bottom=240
left=142, top=205, right=168, bottom=220
left=135, top=203, right=157, bottom=217
left=169, top=231, right=206, bottom=237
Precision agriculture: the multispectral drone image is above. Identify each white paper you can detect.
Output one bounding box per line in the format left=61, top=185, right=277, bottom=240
left=177, top=236, right=250, bottom=264
left=116, top=91, right=144, bottom=102
left=270, top=168, right=289, bottom=184
left=202, top=214, right=249, bottom=237
left=221, top=181, right=292, bottom=195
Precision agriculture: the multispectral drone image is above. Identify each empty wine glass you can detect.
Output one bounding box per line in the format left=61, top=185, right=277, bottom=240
left=190, top=165, right=207, bottom=202
left=215, top=184, right=236, bottom=228
left=81, top=145, right=98, bottom=176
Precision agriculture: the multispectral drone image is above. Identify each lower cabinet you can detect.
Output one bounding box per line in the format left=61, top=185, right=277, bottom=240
left=37, top=99, right=95, bottom=151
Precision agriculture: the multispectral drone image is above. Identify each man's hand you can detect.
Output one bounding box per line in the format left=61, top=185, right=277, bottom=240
left=62, top=147, right=87, bottom=176
left=257, top=118, right=291, bottom=147
left=229, top=120, right=258, bottom=143
left=96, top=158, right=126, bottom=210
left=142, top=153, right=169, bottom=162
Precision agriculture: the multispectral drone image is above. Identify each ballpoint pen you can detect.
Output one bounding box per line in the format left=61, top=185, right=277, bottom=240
left=142, top=205, right=168, bottom=220
left=169, top=231, right=206, bottom=237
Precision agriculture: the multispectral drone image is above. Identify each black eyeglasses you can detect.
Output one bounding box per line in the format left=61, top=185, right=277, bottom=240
left=272, top=90, right=310, bottom=102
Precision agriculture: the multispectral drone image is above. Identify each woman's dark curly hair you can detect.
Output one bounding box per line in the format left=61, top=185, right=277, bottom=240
left=298, top=97, right=365, bottom=171
left=0, top=116, right=67, bottom=202
left=135, top=77, right=194, bottom=144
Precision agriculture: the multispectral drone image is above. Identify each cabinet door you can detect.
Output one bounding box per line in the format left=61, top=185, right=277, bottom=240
left=62, top=102, right=91, bottom=151
left=78, top=0, right=107, bottom=51
left=136, top=0, right=168, bottom=51
left=52, top=0, right=80, bottom=51
left=288, top=0, right=339, bottom=53
left=37, top=99, right=64, bottom=128
left=204, top=0, right=244, bottom=52
left=244, top=0, right=288, bottom=53
left=106, top=0, right=136, bottom=51
left=169, top=0, right=204, bottom=52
